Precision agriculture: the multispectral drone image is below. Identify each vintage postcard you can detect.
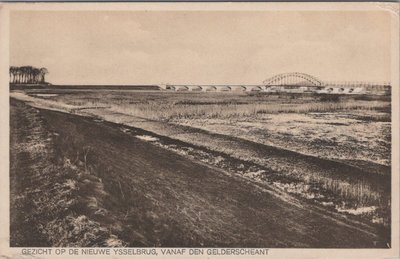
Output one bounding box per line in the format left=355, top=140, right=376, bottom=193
left=0, top=2, right=399, bottom=259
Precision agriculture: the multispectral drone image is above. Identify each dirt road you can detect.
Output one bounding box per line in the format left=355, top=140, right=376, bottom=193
left=11, top=99, right=388, bottom=247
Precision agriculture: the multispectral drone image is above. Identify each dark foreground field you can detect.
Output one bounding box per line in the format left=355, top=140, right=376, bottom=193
left=10, top=99, right=389, bottom=247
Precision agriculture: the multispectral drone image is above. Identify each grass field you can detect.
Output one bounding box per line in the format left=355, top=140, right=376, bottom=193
left=11, top=89, right=392, bottom=245
left=22, top=89, right=391, bottom=166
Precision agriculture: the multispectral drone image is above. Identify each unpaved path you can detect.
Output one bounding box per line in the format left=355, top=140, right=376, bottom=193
left=80, top=108, right=390, bottom=223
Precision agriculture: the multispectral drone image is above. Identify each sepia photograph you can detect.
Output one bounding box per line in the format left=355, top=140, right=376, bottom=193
left=0, top=2, right=399, bottom=258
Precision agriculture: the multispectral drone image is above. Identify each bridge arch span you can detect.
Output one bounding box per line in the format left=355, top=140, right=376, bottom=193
left=263, top=72, right=324, bottom=87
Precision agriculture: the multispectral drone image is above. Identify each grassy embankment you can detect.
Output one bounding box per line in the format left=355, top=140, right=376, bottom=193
left=10, top=99, right=124, bottom=247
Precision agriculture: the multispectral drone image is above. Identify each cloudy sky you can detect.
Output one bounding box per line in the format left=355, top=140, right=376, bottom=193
left=10, top=11, right=391, bottom=85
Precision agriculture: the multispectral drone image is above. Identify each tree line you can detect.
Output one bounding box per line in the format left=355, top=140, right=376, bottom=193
left=10, top=66, right=48, bottom=84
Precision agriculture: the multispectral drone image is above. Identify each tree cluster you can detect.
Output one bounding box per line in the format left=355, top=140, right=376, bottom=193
left=10, top=66, right=48, bottom=84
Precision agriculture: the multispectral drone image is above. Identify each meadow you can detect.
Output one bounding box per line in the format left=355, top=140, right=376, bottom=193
left=16, top=89, right=392, bottom=228
left=12, top=97, right=388, bottom=247
left=27, top=90, right=390, bottom=120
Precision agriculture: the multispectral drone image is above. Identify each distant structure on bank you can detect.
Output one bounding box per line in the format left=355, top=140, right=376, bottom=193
left=162, top=72, right=391, bottom=95
left=9, top=66, right=48, bottom=84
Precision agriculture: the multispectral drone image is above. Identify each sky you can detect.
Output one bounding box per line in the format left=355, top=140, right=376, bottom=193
left=10, top=11, right=391, bottom=85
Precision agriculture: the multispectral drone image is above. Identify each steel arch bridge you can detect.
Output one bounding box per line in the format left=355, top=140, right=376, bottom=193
left=263, top=72, right=324, bottom=87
